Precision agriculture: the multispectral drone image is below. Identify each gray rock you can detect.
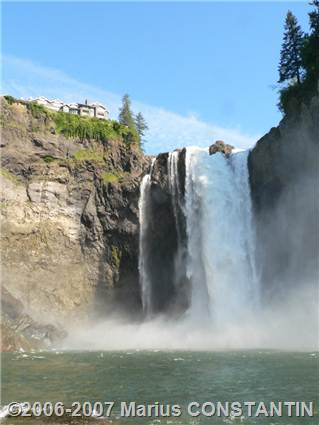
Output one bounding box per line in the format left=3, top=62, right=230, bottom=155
left=209, top=140, right=234, bottom=157
left=248, top=95, right=319, bottom=295
left=0, top=96, right=149, bottom=349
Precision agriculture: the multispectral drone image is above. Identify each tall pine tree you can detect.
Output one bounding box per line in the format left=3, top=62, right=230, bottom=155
left=278, top=11, right=304, bottom=84
left=135, top=112, right=148, bottom=139
left=309, top=0, right=319, bottom=35
left=118, top=94, right=136, bottom=129
left=302, top=1, right=319, bottom=82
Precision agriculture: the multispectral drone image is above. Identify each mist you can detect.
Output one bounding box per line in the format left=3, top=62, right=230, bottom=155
left=62, top=282, right=318, bottom=352
left=61, top=143, right=319, bottom=353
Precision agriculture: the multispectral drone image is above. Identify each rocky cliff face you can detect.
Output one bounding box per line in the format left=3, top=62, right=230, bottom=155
left=142, top=150, right=189, bottom=315
left=2, top=93, right=318, bottom=350
left=0, top=98, right=150, bottom=350
left=249, top=95, right=319, bottom=295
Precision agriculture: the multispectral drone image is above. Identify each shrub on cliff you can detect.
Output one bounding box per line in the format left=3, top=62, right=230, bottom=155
left=53, top=112, right=120, bottom=143
left=53, top=109, right=140, bottom=147
left=3, top=95, right=16, bottom=105
left=26, top=101, right=50, bottom=119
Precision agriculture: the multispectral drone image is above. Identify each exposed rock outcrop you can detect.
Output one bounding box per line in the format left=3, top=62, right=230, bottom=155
left=0, top=97, right=150, bottom=349
left=1, top=286, right=65, bottom=352
left=142, top=150, right=189, bottom=314
left=209, top=140, right=234, bottom=157
left=249, top=95, right=319, bottom=295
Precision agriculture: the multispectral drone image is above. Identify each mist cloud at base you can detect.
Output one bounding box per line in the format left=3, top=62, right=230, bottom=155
left=63, top=284, right=318, bottom=352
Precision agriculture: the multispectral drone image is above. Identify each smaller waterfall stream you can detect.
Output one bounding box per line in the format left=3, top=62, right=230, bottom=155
left=138, top=159, right=155, bottom=316
left=168, top=151, right=182, bottom=240
left=167, top=152, right=189, bottom=311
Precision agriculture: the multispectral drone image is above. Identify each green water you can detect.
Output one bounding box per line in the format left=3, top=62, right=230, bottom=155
left=1, top=350, right=319, bottom=424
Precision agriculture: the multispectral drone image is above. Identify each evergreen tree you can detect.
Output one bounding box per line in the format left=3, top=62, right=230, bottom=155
left=278, top=11, right=304, bottom=84
left=301, top=1, right=319, bottom=90
left=118, top=94, right=136, bottom=129
left=309, top=0, right=319, bottom=35
left=305, top=1, right=319, bottom=68
left=135, top=112, right=148, bottom=139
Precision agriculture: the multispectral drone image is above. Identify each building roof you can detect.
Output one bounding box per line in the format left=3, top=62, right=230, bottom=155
left=90, top=102, right=106, bottom=109
left=32, top=97, right=109, bottom=114
left=78, top=103, right=95, bottom=109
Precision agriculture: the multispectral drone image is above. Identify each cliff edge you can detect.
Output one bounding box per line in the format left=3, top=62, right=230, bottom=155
left=249, top=95, right=319, bottom=295
left=0, top=97, right=149, bottom=350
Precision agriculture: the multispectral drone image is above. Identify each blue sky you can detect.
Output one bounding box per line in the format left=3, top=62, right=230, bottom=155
left=2, top=1, right=311, bottom=154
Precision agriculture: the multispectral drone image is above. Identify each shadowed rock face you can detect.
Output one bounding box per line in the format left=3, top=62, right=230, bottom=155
left=148, top=153, right=179, bottom=313
left=0, top=97, right=150, bottom=349
left=141, top=150, right=189, bottom=315
left=249, top=95, right=319, bottom=296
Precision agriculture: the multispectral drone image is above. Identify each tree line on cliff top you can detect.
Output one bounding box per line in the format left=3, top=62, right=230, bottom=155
left=278, top=0, right=319, bottom=113
left=118, top=94, right=148, bottom=149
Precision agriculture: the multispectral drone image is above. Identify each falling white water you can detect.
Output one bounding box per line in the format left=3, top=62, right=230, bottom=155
left=168, top=151, right=182, bottom=237
left=66, top=147, right=318, bottom=350
left=138, top=159, right=155, bottom=316
left=167, top=151, right=188, bottom=302
left=185, top=147, right=259, bottom=326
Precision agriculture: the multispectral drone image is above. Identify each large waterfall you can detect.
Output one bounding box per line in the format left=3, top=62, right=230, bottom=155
left=66, top=147, right=318, bottom=351
left=184, top=148, right=259, bottom=325
left=139, top=147, right=259, bottom=326
left=67, top=146, right=317, bottom=351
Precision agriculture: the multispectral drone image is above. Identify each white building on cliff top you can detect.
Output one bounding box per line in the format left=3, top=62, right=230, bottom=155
left=31, top=97, right=109, bottom=120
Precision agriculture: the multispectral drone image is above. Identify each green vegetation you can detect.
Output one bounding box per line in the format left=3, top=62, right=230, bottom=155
left=43, top=155, right=56, bottom=163
left=118, top=94, right=148, bottom=149
left=2, top=96, right=143, bottom=148
left=73, top=148, right=105, bottom=164
left=3, top=95, right=16, bottom=105
left=101, top=172, right=119, bottom=184
left=101, top=170, right=127, bottom=184
left=278, top=11, right=304, bottom=85
left=26, top=101, right=51, bottom=119
left=111, top=246, right=122, bottom=270
left=0, top=168, right=22, bottom=185
left=119, top=94, right=136, bottom=129
left=54, top=112, right=119, bottom=142
left=135, top=112, right=149, bottom=147
left=278, top=1, right=319, bottom=113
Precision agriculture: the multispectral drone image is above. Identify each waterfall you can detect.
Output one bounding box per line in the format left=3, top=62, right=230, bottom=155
left=185, top=147, right=259, bottom=325
left=138, top=159, right=155, bottom=316
left=168, top=151, right=182, bottom=240
left=138, top=147, right=258, bottom=327
left=167, top=152, right=188, bottom=308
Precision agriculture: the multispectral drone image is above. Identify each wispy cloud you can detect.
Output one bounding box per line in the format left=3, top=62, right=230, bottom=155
left=2, top=55, right=259, bottom=154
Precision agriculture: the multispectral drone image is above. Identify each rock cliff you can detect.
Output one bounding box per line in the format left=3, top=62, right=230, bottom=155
left=0, top=97, right=150, bottom=350
left=142, top=150, right=189, bottom=315
left=249, top=95, right=319, bottom=295
left=2, top=93, right=318, bottom=350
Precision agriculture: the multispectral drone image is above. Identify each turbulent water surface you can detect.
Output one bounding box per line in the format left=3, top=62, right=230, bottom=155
left=1, top=351, right=318, bottom=424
